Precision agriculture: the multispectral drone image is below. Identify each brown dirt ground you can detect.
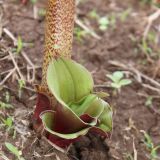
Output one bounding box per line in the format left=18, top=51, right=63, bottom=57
left=0, top=0, right=160, bottom=160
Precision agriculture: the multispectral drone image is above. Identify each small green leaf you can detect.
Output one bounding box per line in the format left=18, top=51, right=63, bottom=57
left=98, top=17, right=109, bottom=31
left=107, top=71, right=131, bottom=90
left=120, top=8, right=131, bottom=22
left=5, top=143, right=21, bottom=159
left=142, top=131, right=154, bottom=150
left=30, top=0, right=37, bottom=4
left=47, top=58, right=94, bottom=105
left=5, top=117, right=13, bottom=128
left=119, top=79, right=132, bottom=86
left=98, top=101, right=112, bottom=132
left=112, top=71, right=124, bottom=82
left=151, top=145, right=160, bottom=158
left=111, top=83, right=121, bottom=89
left=95, top=91, right=109, bottom=98
left=0, top=101, right=13, bottom=109
left=16, top=36, right=23, bottom=54
left=89, top=10, right=99, bottom=19
left=145, top=96, right=153, bottom=107
left=106, top=71, right=124, bottom=83
left=38, top=8, right=46, bottom=17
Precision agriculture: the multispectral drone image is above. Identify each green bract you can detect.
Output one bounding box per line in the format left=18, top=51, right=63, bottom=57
left=41, top=57, right=112, bottom=141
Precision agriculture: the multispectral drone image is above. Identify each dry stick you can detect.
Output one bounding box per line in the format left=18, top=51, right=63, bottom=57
left=0, top=68, right=16, bottom=86
left=1, top=65, right=40, bottom=75
left=75, top=18, right=101, bottom=40
left=3, top=28, right=17, bottom=43
left=8, top=50, right=25, bottom=80
left=132, top=137, right=137, bottom=160
left=0, top=154, right=10, bottom=160
left=75, top=0, right=101, bottom=40
left=0, top=55, right=10, bottom=61
left=0, top=5, right=3, bottom=38
left=94, top=84, right=111, bottom=88
left=108, top=60, right=160, bottom=94
left=138, top=93, right=160, bottom=115
left=1, top=68, right=14, bottom=75
left=142, top=83, right=160, bottom=94
left=21, top=51, right=36, bottom=82
left=3, top=28, right=36, bottom=82
left=109, top=60, right=160, bottom=88
left=33, top=4, right=38, bottom=19
left=143, top=9, right=160, bottom=40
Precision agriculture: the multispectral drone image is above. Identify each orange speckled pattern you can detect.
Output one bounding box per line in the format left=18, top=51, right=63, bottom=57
left=34, top=0, right=75, bottom=112
left=42, top=0, right=75, bottom=85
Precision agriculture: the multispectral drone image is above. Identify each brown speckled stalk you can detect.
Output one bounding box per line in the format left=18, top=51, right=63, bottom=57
left=33, top=0, right=75, bottom=130
left=42, top=0, right=75, bottom=85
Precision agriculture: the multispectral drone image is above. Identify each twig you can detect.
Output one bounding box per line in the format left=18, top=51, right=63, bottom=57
left=0, top=5, right=3, bottom=38
left=23, top=86, right=35, bottom=92
left=8, top=50, right=25, bottom=80
left=142, top=83, right=160, bottom=94
left=33, top=4, right=38, bottom=19
left=144, top=9, right=160, bottom=40
left=94, top=84, right=111, bottom=88
left=75, top=18, right=101, bottom=40
left=1, top=69, right=13, bottom=75
left=0, top=153, right=10, bottom=160
left=3, top=28, right=17, bottom=44
left=132, top=137, right=137, bottom=160
left=1, top=66, right=40, bottom=76
left=0, top=68, right=16, bottom=86
left=75, top=0, right=98, bottom=41
left=3, top=28, right=36, bottom=82
left=0, top=55, right=10, bottom=61
left=22, top=51, right=36, bottom=82
left=109, top=60, right=160, bottom=94
left=109, top=60, right=160, bottom=88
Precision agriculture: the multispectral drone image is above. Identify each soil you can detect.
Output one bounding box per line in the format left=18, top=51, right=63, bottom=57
left=0, top=0, right=160, bottom=160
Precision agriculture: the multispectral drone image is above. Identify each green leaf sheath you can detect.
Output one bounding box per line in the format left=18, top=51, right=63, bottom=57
left=47, top=57, right=93, bottom=105
left=42, top=57, right=113, bottom=140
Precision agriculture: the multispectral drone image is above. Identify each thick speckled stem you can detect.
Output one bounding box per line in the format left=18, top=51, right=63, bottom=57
left=42, top=0, right=75, bottom=84
left=33, top=0, right=75, bottom=131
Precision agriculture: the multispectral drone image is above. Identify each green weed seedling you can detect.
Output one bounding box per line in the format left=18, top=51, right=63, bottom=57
left=145, top=96, right=153, bottom=107
left=98, top=16, right=110, bottom=31
left=140, top=0, right=152, bottom=5
left=106, top=71, right=132, bottom=93
left=124, top=153, right=134, bottom=160
left=5, top=143, right=25, bottom=160
left=120, top=8, right=131, bottom=22
left=30, top=0, right=37, bottom=4
left=89, top=10, right=99, bottom=19
left=109, top=13, right=117, bottom=28
left=0, top=101, right=13, bottom=109
left=74, top=27, right=88, bottom=42
left=1, top=116, right=13, bottom=131
left=16, top=36, right=23, bottom=54
left=89, top=10, right=117, bottom=31
left=38, top=8, right=46, bottom=17
left=18, top=79, right=26, bottom=98
left=0, top=92, right=13, bottom=109
left=141, top=130, right=160, bottom=160
left=140, top=39, right=152, bottom=56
